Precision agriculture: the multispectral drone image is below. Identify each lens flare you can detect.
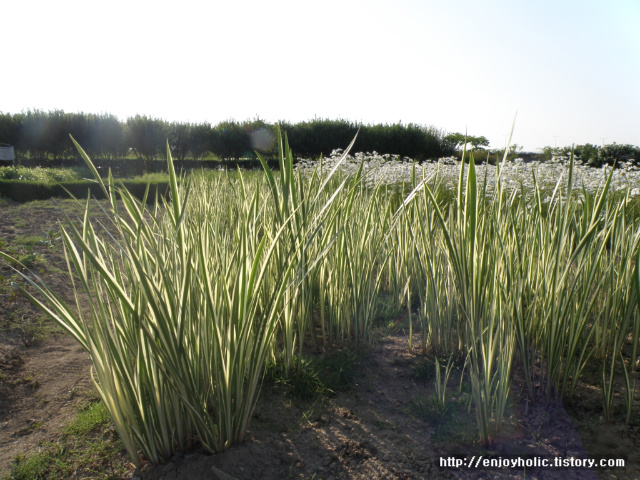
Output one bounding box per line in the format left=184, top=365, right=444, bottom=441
left=249, top=128, right=275, bottom=151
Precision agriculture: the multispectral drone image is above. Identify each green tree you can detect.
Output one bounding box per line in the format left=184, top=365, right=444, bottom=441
left=211, top=120, right=250, bottom=160
left=540, top=146, right=554, bottom=161
left=190, top=122, right=213, bottom=161
left=0, top=112, right=23, bottom=157
left=19, top=110, right=65, bottom=162
left=169, top=122, right=191, bottom=163
left=444, top=132, right=490, bottom=151
left=599, top=143, right=639, bottom=166
left=242, top=118, right=277, bottom=157
left=91, top=113, right=128, bottom=160
left=126, top=115, right=168, bottom=169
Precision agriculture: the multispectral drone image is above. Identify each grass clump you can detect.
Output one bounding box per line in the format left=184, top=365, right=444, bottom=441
left=407, top=392, right=474, bottom=444
left=408, top=393, right=454, bottom=423
left=315, top=349, right=363, bottom=393
left=264, top=349, right=362, bottom=400
left=265, top=357, right=330, bottom=400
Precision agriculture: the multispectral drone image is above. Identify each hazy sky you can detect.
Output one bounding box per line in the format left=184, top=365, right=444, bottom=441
left=3, top=0, right=639, bottom=152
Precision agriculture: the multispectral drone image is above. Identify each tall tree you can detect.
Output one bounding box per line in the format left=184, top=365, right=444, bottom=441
left=126, top=115, right=169, bottom=169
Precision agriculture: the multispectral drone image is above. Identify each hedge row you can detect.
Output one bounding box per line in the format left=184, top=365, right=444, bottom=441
left=551, top=143, right=640, bottom=168
left=0, top=111, right=455, bottom=166
left=0, top=179, right=170, bottom=203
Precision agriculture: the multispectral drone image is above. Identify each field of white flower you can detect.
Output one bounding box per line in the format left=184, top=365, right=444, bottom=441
left=296, top=149, right=640, bottom=198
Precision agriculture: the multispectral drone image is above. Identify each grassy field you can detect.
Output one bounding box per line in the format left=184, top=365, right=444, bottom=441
left=2, top=136, right=640, bottom=478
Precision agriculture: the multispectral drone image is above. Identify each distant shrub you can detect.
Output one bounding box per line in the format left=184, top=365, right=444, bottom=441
left=0, top=177, right=170, bottom=202
left=283, top=119, right=451, bottom=160
left=599, top=143, right=640, bottom=166
left=556, top=143, right=640, bottom=167
left=0, top=166, right=81, bottom=182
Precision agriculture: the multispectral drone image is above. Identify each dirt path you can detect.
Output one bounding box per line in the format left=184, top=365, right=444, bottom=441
left=0, top=198, right=101, bottom=476
left=0, top=333, right=93, bottom=476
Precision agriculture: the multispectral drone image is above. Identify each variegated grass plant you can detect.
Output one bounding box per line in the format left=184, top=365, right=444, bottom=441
left=0, top=133, right=361, bottom=466
left=256, top=132, right=392, bottom=374
left=267, top=138, right=640, bottom=444
left=387, top=142, right=640, bottom=445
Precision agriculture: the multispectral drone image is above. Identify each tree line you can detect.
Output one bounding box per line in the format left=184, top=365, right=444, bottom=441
left=543, top=143, right=640, bottom=168
left=0, top=110, right=456, bottom=166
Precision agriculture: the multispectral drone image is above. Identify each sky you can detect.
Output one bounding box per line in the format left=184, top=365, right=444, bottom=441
left=3, top=0, right=639, bottom=153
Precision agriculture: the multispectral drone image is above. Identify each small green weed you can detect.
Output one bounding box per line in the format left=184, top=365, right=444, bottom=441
left=30, top=421, right=45, bottom=430
left=408, top=393, right=452, bottom=423
left=265, top=357, right=329, bottom=400
left=16, top=252, right=40, bottom=268
left=408, top=393, right=472, bottom=443
left=315, top=349, right=362, bottom=393
left=4, top=314, right=63, bottom=342
left=13, top=218, right=28, bottom=228
left=411, top=355, right=435, bottom=381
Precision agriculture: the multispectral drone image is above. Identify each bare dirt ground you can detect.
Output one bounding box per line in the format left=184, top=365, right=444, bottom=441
left=0, top=198, right=103, bottom=476
left=133, top=333, right=639, bottom=480
left=0, top=333, right=93, bottom=470
left=2, top=198, right=640, bottom=480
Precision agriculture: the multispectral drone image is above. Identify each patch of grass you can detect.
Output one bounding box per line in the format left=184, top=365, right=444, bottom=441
left=264, top=349, right=363, bottom=401
left=63, top=401, right=111, bottom=437
left=2, top=400, right=128, bottom=480
left=128, top=172, right=169, bottom=183
left=15, top=252, right=41, bottom=268
left=410, top=351, right=465, bottom=382
left=12, top=235, right=47, bottom=246
left=265, top=357, right=330, bottom=400
left=30, top=421, right=45, bottom=430
left=407, top=392, right=474, bottom=444
left=42, top=265, right=65, bottom=276
left=5, top=446, right=72, bottom=480
left=409, top=393, right=451, bottom=421
left=315, top=348, right=363, bottom=393
left=411, top=355, right=435, bottom=381
left=0, top=238, right=45, bottom=270
left=7, top=373, right=39, bottom=389
left=3, top=314, right=64, bottom=342
left=0, top=176, right=170, bottom=203
left=371, top=294, right=404, bottom=334
left=13, top=218, right=28, bottom=228
left=0, top=166, right=85, bottom=183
